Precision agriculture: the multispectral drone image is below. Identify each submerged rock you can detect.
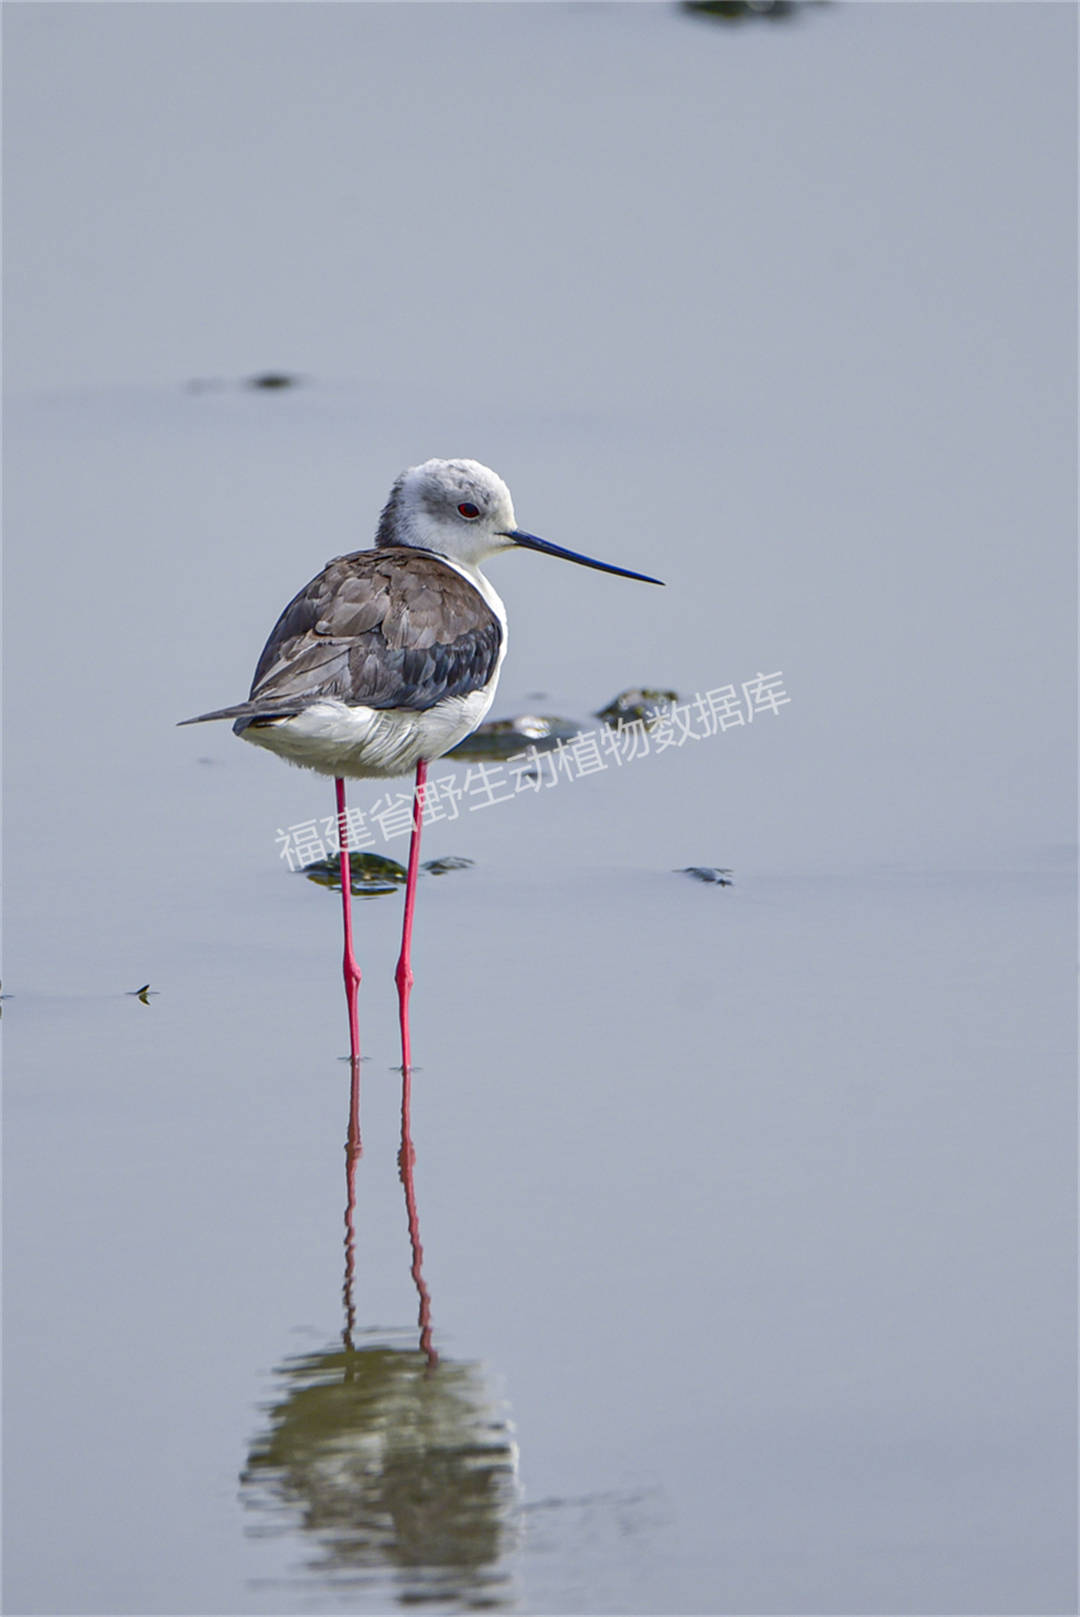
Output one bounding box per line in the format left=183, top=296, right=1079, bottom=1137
left=596, top=688, right=679, bottom=727
left=303, top=851, right=473, bottom=896
left=448, top=714, right=581, bottom=760
left=303, top=852, right=406, bottom=896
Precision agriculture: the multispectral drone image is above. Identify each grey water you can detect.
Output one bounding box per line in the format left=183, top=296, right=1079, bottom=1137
left=4, top=4, right=1076, bottom=1614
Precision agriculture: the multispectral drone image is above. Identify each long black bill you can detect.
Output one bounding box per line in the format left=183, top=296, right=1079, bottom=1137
left=500, top=529, right=664, bottom=586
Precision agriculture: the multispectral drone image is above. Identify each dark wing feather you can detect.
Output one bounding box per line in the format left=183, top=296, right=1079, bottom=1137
left=242, top=548, right=502, bottom=717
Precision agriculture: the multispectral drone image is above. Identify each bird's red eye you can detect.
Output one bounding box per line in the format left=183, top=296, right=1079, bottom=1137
left=458, top=502, right=480, bottom=519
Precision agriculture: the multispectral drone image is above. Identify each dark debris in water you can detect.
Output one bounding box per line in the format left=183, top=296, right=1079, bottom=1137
left=303, top=851, right=474, bottom=896
left=246, top=371, right=302, bottom=390
left=596, top=688, right=679, bottom=728
left=185, top=372, right=304, bottom=394
left=680, top=0, right=810, bottom=21
left=448, top=713, right=581, bottom=760
left=678, top=867, right=735, bottom=886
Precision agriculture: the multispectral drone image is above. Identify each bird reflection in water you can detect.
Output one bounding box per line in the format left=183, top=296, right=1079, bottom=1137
left=241, top=1050, right=520, bottom=1607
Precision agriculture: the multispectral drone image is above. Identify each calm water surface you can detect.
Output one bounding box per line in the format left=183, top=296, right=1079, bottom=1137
left=5, top=4, right=1076, bottom=1613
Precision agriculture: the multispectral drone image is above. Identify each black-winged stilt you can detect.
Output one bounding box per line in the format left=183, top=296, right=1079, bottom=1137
left=180, top=458, right=663, bottom=1065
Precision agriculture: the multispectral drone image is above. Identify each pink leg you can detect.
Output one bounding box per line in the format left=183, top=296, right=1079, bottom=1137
left=394, top=759, right=427, bottom=1073
left=336, top=777, right=362, bottom=1065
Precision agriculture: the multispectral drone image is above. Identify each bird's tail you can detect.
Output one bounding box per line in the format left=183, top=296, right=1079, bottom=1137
left=177, top=701, right=303, bottom=734
left=177, top=702, right=259, bottom=726
left=177, top=697, right=311, bottom=728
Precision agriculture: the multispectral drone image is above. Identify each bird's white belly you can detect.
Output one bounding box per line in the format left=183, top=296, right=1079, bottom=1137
left=238, top=684, right=498, bottom=780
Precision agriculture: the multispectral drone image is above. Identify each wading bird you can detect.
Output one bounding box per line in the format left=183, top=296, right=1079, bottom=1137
left=180, top=458, right=663, bottom=1065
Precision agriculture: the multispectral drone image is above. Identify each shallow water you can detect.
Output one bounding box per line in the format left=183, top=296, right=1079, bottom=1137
left=4, top=4, right=1076, bottom=1614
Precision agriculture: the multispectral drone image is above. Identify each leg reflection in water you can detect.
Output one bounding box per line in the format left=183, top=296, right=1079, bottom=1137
left=241, top=1019, right=519, bottom=1605
left=398, top=1056, right=437, bottom=1368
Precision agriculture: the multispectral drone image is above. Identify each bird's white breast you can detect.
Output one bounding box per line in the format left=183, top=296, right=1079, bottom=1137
left=238, top=684, right=499, bottom=780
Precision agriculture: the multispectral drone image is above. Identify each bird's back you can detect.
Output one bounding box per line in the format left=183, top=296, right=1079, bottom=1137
left=181, top=547, right=503, bottom=728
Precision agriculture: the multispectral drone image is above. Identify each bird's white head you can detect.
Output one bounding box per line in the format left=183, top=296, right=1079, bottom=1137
left=375, top=459, right=518, bottom=570
left=375, top=457, right=665, bottom=586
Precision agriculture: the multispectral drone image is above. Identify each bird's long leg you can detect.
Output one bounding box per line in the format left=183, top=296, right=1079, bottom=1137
left=395, top=759, right=427, bottom=1073
left=336, top=777, right=362, bottom=1066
